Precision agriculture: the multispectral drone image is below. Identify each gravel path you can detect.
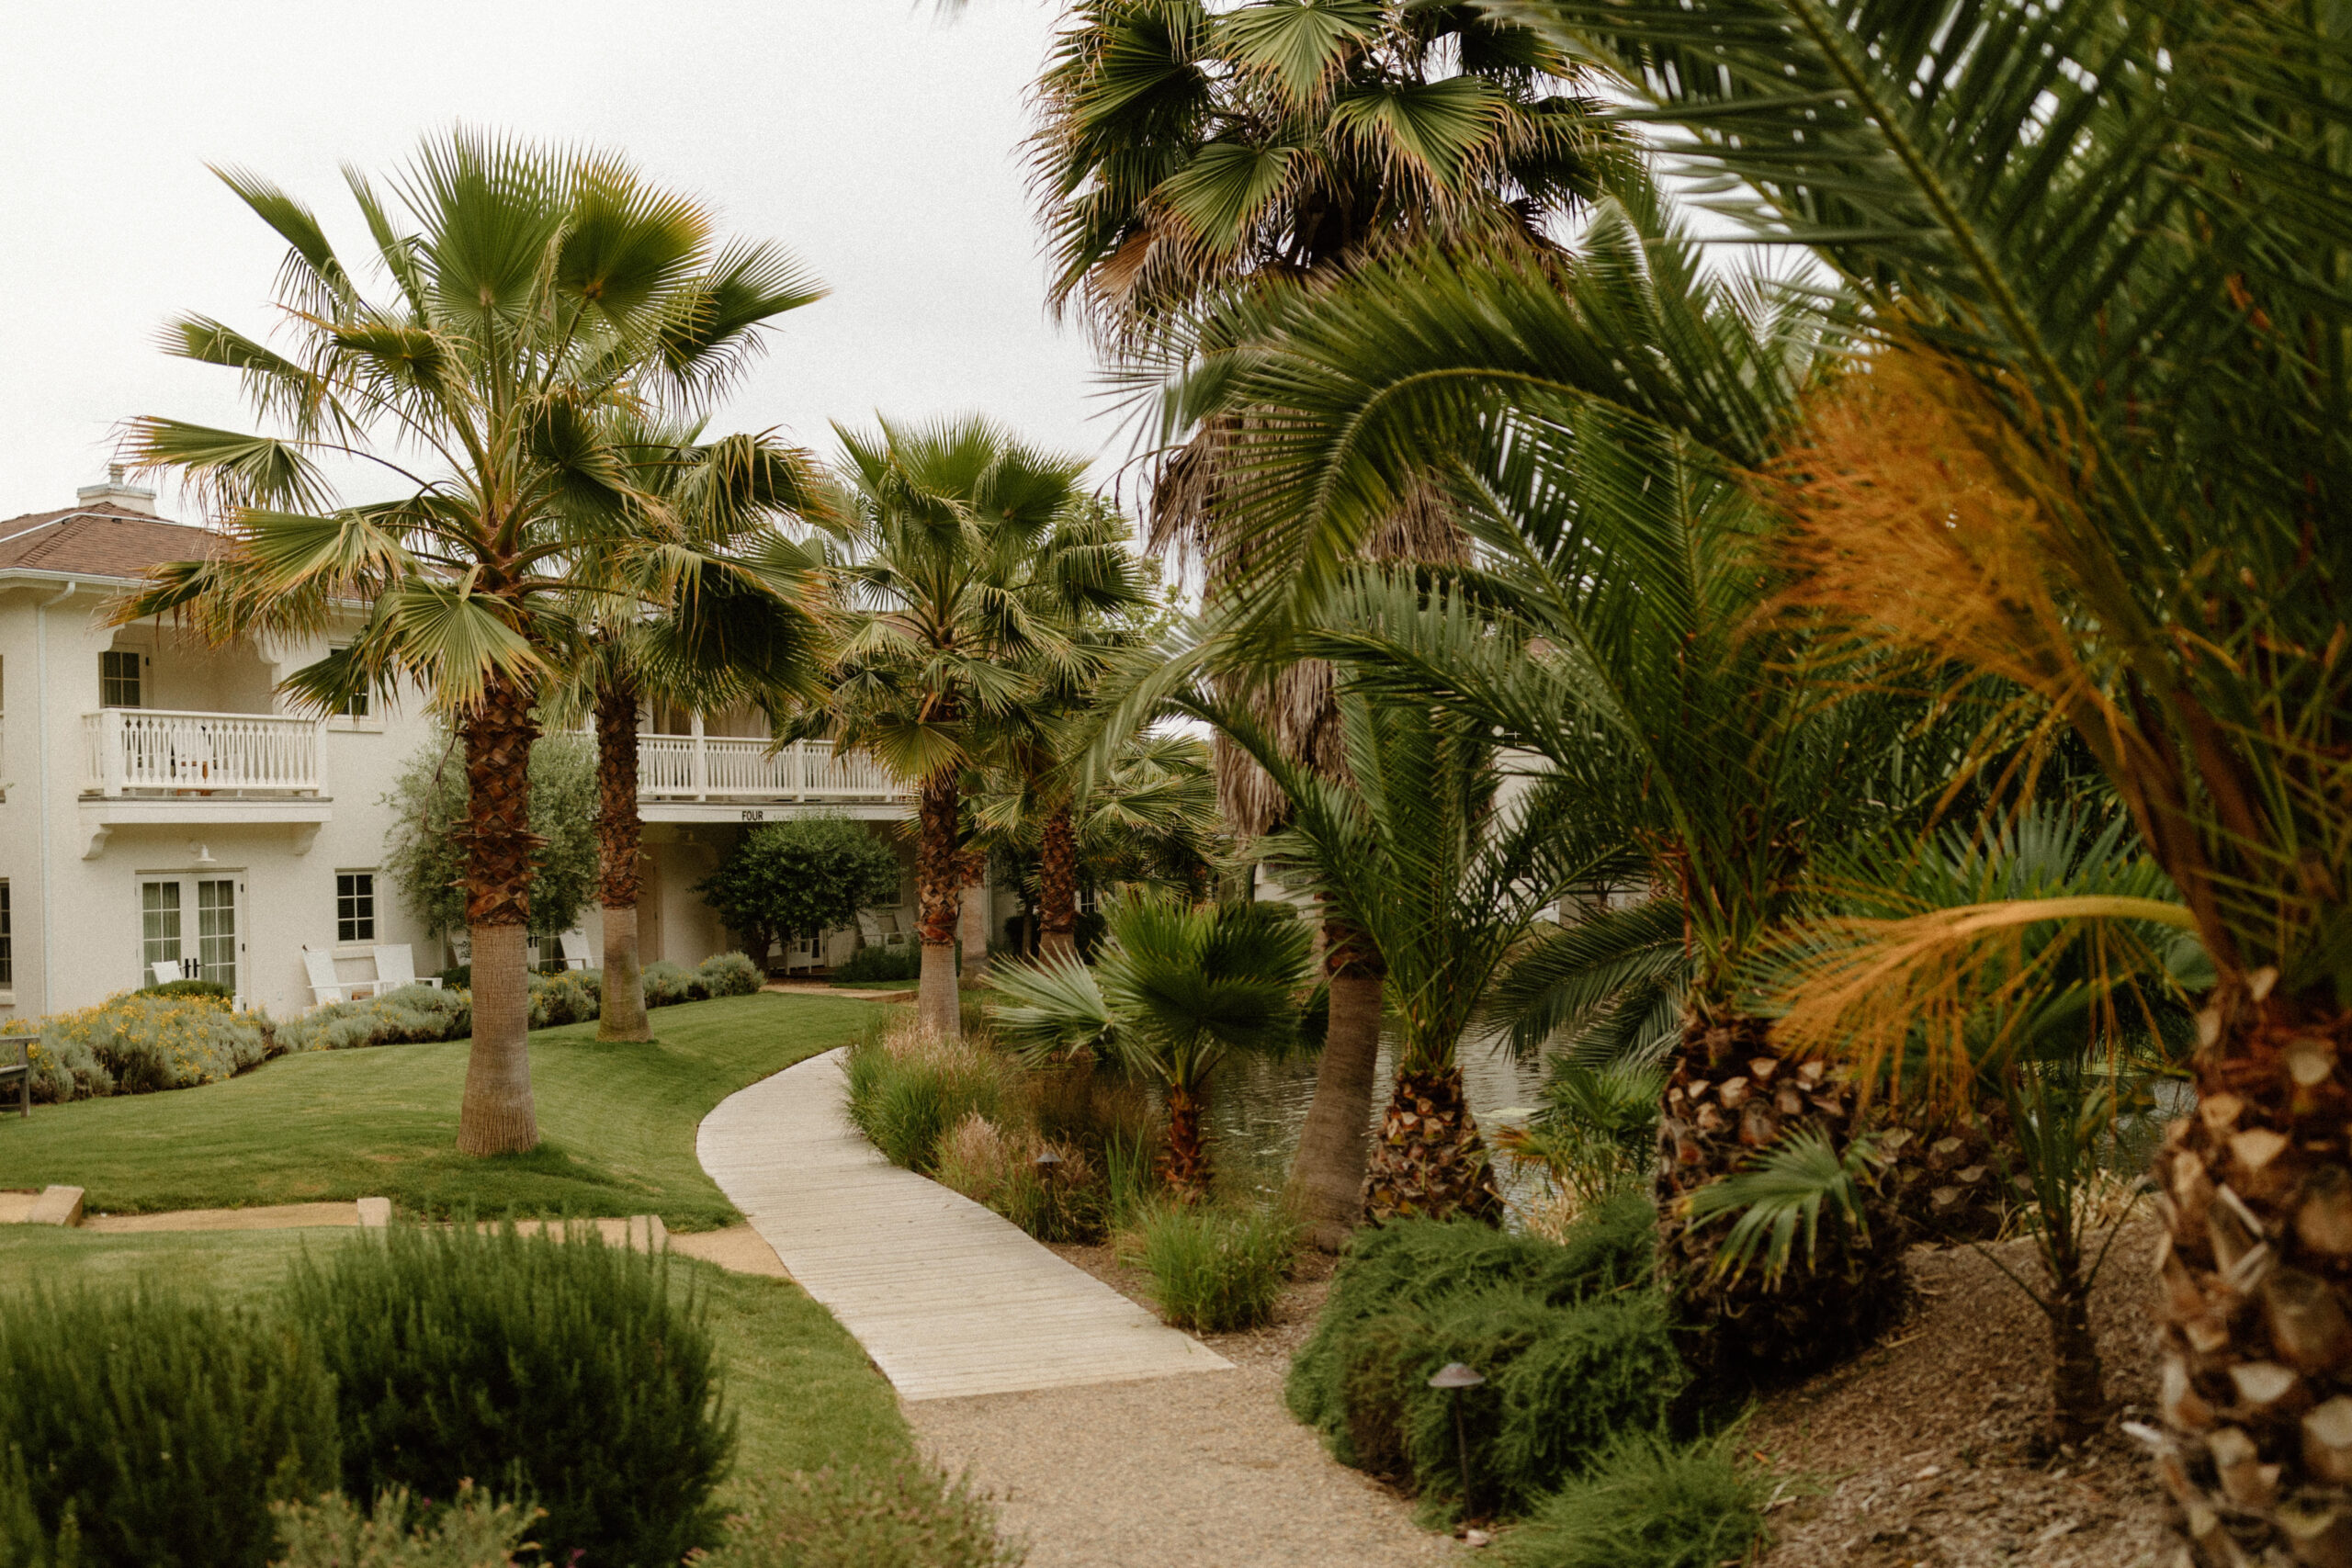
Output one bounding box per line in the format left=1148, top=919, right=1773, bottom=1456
left=910, top=1250, right=1459, bottom=1568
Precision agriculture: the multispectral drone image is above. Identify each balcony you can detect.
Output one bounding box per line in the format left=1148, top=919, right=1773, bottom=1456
left=83, top=708, right=326, bottom=797
left=638, top=734, right=905, bottom=805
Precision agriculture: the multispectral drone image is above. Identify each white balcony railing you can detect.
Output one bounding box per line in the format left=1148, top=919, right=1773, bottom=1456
left=637, top=735, right=907, bottom=803
left=82, top=708, right=325, bottom=797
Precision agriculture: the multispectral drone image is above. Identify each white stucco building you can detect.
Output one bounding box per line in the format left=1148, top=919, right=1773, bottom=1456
left=0, top=475, right=922, bottom=1021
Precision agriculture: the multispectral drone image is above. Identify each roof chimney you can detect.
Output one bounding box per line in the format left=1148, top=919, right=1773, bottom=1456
left=77, top=464, right=158, bottom=516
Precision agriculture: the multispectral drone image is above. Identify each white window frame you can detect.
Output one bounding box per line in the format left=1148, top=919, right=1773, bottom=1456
left=335, top=870, right=378, bottom=943
left=134, top=869, right=246, bottom=997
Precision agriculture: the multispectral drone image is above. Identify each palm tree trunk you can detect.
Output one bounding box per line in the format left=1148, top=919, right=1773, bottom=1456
left=1038, top=799, right=1079, bottom=962
left=1162, top=1081, right=1210, bottom=1200
left=1657, top=1011, right=1904, bottom=1378
left=2045, top=1238, right=2105, bottom=1450
left=457, top=671, right=540, bottom=1156
left=2149, top=987, right=2352, bottom=1563
left=916, top=771, right=961, bottom=1037
left=1363, top=1064, right=1503, bottom=1225
left=1289, top=919, right=1385, bottom=1251
left=594, top=678, right=651, bottom=1043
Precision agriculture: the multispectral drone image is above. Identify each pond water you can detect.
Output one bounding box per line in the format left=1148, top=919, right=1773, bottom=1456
left=1204, top=1029, right=1558, bottom=1216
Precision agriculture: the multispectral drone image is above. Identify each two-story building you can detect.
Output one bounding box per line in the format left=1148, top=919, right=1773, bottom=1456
left=0, top=474, right=923, bottom=1020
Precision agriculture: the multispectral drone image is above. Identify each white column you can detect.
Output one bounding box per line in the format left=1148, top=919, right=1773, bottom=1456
left=100, top=708, right=126, bottom=798
left=689, top=711, right=707, bottom=801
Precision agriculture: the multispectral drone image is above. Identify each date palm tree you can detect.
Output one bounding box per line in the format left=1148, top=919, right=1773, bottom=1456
left=819, top=418, right=1142, bottom=1035
left=559, top=424, right=831, bottom=1041
left=1470, top=2, right=2352, bottom=1551
left=1208, top=685, right=1589, bottom=1230
left=111, top=131, right=822, bottom=1154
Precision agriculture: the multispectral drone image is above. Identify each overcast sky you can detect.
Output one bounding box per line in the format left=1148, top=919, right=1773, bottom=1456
left=0, top=0, right=1113, bottom=523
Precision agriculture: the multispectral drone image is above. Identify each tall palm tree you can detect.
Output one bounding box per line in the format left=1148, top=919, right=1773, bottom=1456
left=111, top=132, right=822, bottom=1154
left=1192, top=674, right=1590, bottom=1231
left=990, top=894, right=1314, bottom=1197
left=559, top=428, right=831, bottom=1042
left=820, top=418, right=1143, bottom=1035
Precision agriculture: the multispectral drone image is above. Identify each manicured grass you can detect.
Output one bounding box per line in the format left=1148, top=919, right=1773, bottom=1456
left=0, top=1225, right=910, bottom=1504
left=0, top=993, right=882, bottom=1228
left=828, top=977, right=919, bottom=990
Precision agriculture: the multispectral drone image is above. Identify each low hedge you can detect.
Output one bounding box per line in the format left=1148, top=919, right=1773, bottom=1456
left=275, top=985, right=473, bottom=1054
left=27, top=993, right=276, bottom=1104
left=1287, top=1196, right=1682, bottom=1519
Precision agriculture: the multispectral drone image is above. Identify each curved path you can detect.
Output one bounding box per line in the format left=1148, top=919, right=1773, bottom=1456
left=698, top=1047, right=1231, bottom=1402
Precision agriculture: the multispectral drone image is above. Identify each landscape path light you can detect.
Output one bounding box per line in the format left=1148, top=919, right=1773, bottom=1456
left=1428, top=1359, right=1486, bottom=1526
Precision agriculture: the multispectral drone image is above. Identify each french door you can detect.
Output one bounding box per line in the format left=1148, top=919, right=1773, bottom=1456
left=140, top=874, right=243, bottom=993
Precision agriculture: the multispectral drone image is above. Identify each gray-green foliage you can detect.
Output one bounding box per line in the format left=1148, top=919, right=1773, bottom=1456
left=698, top=1458, right=1023, bottom=1568
left=275, top=986, right=474, bottom=1054
left=288, top=1224, right=733, bottom=1568
left=843, top=1030, right=1009, bottom=1175
left=1494, top=1433, right=1770, bottom=1568
left=268, top=1486, right=537, bottom=1568
left=28, top=993, right=275, bottom=1103
left=0, top=1285, right=340, bottom=1568
left=1287, top=1198, right=1679, bottom=1518
left=381, top=729, right=600, bottom=941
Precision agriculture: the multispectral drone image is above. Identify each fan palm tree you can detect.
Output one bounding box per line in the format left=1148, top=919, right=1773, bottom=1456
left=110, top=132, right=823, bottom=1155
left=1468, top=1, right=2352, bottom=1549
left=557, top=425, right=831, bottom=1041
left=989, top=894, right=1314, bottom=1197
left=819, top=418, right=1143, bottom=1035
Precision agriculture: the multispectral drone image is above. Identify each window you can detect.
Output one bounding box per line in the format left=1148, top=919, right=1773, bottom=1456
left=331, top=647, right=370, bottom=717
left=336, top=872, right=376, bottom=942
left=0, top=881, right=13, bottom=987
left=100, top=649, right=141, bottom=708
left=141, top=880, right=182, bottom=973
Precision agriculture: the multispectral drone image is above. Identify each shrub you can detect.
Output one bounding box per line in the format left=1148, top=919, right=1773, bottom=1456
left=276, top=985, right=474, bottom=1054
left=288, top=1224, right=734, bottom=1568
left=698, top=951, right=763, bottom=998
left=699, top=1458, right=1023, bottom=1568
left=642, top=960, right=709, bottom=1008
left=438, top=964, right=472, bottom=987
left=694, top=817, right=902, bottom=976
left=0, top=1285, right=339, bottom=1568
left=141, top=976, right=233, bottom=1000
left=933, top=1113, right=1100, bottom=1244
left=1495, top=1434, right=1770, bottom=1568
left=528, top=967, right=603, bottom=1028
left=1288, top=1198, right=1682, bottom=1517
left=844, top=1026, right=1009, bottom=1174
left=1125, top=1201, right=1295, bottom=1333
left=834, top=943, right=919, bottom=983
left=269, top=1485, right=537, bottom=1568
left=28, top=992, right=273, bottom=1102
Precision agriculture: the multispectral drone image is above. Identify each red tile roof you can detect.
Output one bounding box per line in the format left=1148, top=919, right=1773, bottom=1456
left=0, top=503, right=227, bottom=581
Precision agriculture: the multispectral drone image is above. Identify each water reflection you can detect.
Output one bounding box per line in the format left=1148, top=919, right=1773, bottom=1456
left=1204, top=1028, right=1555, bottom=1217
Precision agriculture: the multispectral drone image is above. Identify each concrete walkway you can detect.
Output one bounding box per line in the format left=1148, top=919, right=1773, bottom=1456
left=697, top=1047, right=1232, bottom=1401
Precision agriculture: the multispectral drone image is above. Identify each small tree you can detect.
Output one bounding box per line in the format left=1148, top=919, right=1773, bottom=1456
left=695, top=817, right=901, bottom=973
left=383, top=732, right=600, bottom=956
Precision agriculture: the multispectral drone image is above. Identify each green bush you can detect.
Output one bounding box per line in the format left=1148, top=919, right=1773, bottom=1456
left=642, top=960, right=710, bottom=1008
left=141, top=977, right=233, bottom=1000
left=1287, top=1198, right=1682, bottom=1517
left=699, top=1458, right=1023, bottom=1568
left=288, top=1224, right=734, bottom=1568
left=528, top=967, right=603, bottom=1028
left=268, top=1485, right=537, bottom=1568
left=276, top=985, right=473, bottom=1054
left=844, top=1028, right=1007, bottom=1174
left=0, top=1285, right=339, bottom=1568
left=28, top=992, right=275, bottom=1102
left=699, top=951, right=763, bottom=998
left=1125, top=1201, right=1295, bottom=1333
left=834, top=944, right=919, bottom=983
left=1495, top=1434, right=1770, bottom=1568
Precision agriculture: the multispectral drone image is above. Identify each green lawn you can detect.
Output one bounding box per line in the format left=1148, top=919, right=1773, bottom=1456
left=0, top=993, right=881, bottom=1228
left=0, top=1225, right=910, bottom=1499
